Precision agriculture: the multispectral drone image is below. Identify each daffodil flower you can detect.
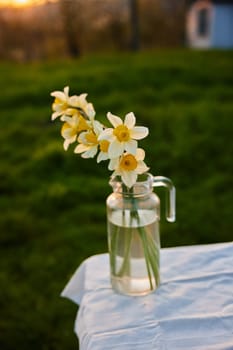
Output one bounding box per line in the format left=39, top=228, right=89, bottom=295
left=68, top=94, right=96, bottom=120
left=51, top=86, right=95, bottom=121
left=74, top=120, right=103, bottom=159
left=61, top=113, right=90, bottom=151
left=98, top=112, right=149, bottom=159
left=51, top=86, right=70, bottom=120
left=108, top=148, right=149, bottom=188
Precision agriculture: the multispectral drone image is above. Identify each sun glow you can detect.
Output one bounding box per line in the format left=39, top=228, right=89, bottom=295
left=17, top=0, right=29, bottom=4
left=14, top=0, right=29, bottom=5
left=0, top=0, right=46, bottom=7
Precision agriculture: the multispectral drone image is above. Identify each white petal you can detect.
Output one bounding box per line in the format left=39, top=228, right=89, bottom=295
left=124, top=112, right=135, bottom=129
left=79, top=93, right=88, bottom=101
left=51, top=111, right=62, bottom=120
left=60, top=114, right=68, bottom=122
left=130, top=126, right=149, bottom=140
left=81, top=146, right=98, bottom=158
left=68, top=95, right=80, bottom=107
left=108, top=140, right=124, bottom=158
left=61, top=115, right=73, bottom=124
left=107, top=112, right=122, bottom=127
left=136, top=160, right=150, bottom=174
left=121, top=171, right=137, bottom=188
left=64, top=86, right=69, bottom=97
left=135, top=148, right=145, bottom=161
left=74, top=143, right=89, bottom=153
left=93, top=120, right=104, bottom=135
left=108, top=157, right=119, bottom=170
left=98, top=128, right=113, bottom=141
left=63, top=139, right=70, bottom=151
left=125, top=139, right=137, bottom=155
left=68, top=95, right=78, bottom=106
left=67, top=135, right=77, bottom=144
left=78, top=131, right=88, bottom=143
left=86, top=103, right=96, bottom=118
left=51, top=91, right=66, bottom=100
left=97, top=152, right=109, bottom=163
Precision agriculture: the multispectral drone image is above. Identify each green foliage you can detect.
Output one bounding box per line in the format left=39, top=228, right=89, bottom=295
left=0, top=50, right=233, bottom=349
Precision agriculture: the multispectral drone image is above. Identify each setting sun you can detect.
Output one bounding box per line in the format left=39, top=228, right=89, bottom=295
left=0, top=0, right=46, bottom=7
left=14, top=0, right=30, bottom=5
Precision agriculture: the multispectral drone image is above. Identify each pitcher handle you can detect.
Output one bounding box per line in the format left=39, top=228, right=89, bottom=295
left=153, top=176, right=176, bottom=223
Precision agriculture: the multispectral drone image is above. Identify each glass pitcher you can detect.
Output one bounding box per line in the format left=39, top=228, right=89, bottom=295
left=106, top=173, right=175, bottom=296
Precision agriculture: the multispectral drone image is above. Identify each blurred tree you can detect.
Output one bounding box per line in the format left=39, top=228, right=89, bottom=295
left=129, top=0, right=140, bottom=51
left=0, top=0, right=186, bottom=62
left=139, top=0, right=186, bottom=48
left=59, top=0, right=81, bottom=57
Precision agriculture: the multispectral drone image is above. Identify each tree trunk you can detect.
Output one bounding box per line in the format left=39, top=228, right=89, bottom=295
left=129, top=0, right=140, bottom=51
left=59, top=0, right=80, bottom=57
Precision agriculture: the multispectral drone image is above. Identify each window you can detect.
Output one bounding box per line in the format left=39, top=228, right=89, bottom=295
left=197, top=8, right=209, bottom=36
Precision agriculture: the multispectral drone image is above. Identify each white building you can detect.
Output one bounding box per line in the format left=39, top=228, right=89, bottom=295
left=186, top=0, right=233, bottom=48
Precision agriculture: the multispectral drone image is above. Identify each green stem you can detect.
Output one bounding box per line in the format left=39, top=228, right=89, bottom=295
left=113, top=186, right=133, bottom=277
left=138, top=228, right=153, bottom=289
left=110, top=185, right=160, bottom=290
left=138, top=226, right=160, bottom=289
left=117, top=226, right=133, bottom=276
left=110, top=224, right=120, bottom=275
left=130, top=193, right=160, bottom=289
left=130, top=196, right=158, bottom=289
left=142, top=232, right=160, bottom=286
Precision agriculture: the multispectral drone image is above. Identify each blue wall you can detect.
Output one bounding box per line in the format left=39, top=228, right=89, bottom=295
left=212, top=5, right=233, bottom=47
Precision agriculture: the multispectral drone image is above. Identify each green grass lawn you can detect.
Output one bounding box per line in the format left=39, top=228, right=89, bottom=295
left=0, top=49, right=233, bottom=349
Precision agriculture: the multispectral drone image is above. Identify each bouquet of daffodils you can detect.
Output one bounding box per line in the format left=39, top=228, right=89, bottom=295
left=51, top=86, right=149, bottom=188
left=51, top=87, right=160, bottom=294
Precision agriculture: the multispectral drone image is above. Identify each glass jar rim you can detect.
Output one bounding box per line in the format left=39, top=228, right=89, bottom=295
left=109, top=173, right=154, bottom=196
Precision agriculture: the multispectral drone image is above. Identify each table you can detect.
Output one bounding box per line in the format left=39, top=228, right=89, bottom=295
left=61, top=242, right=233, bottom=350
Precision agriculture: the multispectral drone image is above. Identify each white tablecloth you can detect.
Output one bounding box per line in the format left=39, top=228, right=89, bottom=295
left=61, top=242, right=233, bottom=350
